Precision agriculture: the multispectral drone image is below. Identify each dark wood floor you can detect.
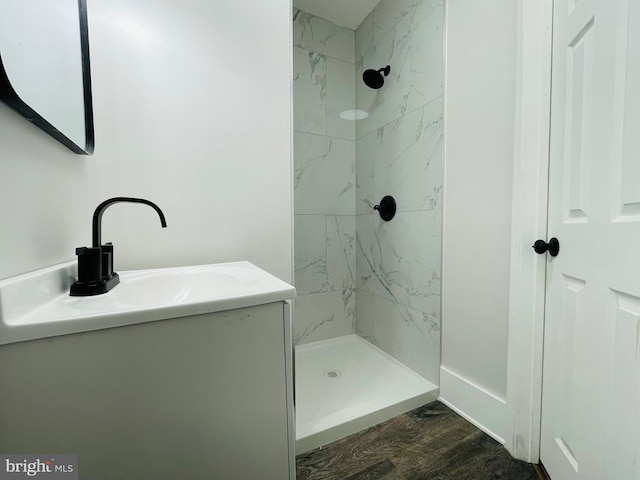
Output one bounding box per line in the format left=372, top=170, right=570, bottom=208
left=296, top=401, right=541, bottom=480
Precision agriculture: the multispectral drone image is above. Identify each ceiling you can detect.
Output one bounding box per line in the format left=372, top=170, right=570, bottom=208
left=293, top=0, right=381, bottom=30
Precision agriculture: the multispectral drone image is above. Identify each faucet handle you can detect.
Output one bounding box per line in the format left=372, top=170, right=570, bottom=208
left=100, top=243, right=115, bottom=280
left=70, top=245, right=120, bottom=296
left=75, top=246, right=102, bottom=283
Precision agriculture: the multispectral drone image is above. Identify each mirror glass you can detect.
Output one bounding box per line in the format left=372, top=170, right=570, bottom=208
left=0, top=0, right=94, bottom=154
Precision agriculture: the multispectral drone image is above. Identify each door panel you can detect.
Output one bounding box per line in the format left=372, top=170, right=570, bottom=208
left=563, top=16, right=594, bottom=223
left=541, top=0, right=640, bottom=478
left=603, top=291, right=640, bottom=479
left=613, top=0, right=640, bottom=221
left=555, top=275, right=585, bottom=474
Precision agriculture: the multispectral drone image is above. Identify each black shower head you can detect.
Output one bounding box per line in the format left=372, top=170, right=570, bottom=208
left=362, top=65, right=391, bottom=89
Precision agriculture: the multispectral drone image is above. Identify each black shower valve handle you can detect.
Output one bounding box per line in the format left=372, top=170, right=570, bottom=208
left=373, top=195, right=396, bottom=221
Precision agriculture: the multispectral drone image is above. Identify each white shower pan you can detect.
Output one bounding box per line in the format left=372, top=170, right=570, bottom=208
left=295, top=334, right=438, bottom=454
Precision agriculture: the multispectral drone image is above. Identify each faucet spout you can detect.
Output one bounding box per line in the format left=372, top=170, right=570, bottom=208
left=92, top=197, right=167, bottom=247
left=70, top=197, right=167, bottom=296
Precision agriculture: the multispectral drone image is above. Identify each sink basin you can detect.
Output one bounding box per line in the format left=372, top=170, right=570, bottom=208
left=110, top=266, right=260, bottom=306
left=0, top=261, right=295, bottom=346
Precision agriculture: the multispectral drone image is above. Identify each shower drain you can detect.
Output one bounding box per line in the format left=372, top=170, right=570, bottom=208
left=323, top=369, right=342, bottom=379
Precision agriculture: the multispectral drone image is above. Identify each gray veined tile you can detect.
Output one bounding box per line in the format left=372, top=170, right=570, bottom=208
left=371, top=293, right=440, bottom=383
left=355, top=289, right=375, bottom=342
left=411, top=0, right=445, bottom=27
left=294, top=132, right=355, bottom=215
left=356, top=213, right=393, bottom=302
left=356, top=213, right=415, bottom=306
left=294, top=290, right=356, bottom=345
left=372, top=0, right=421, bottom=46
left=327, top=216, right=356, bottom=292
left=356, top=15, right=412, bottom=138
left=407, top=0, right=444, bottom=111
left=293, top=47, right=327, bottom=135
left=293, top=0, right=444, bottom=377
left=405, top=209, right=441, bottom=317
left=293, top=9, right=356, bottom=63
left=326, top=57, right=356, bottom=141
left=294, top=214, right=328, bottom=295
left=355, top=10, right=374, bottom=62
left=356, top=131, right=376, bottom=215
left=355, top=0, right=444, bottom=137
left=373, top=102, right=443, bottom=212
left=356, top=210, right=442, bottom=319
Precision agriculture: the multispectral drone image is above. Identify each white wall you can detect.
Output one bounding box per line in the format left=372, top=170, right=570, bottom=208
left=0, top=0, right=292, bottom=283
left=441, top=0, right=516, bottom=442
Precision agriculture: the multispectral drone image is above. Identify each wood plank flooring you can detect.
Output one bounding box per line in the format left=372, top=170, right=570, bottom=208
left=296, top=401, right=541, bottom=480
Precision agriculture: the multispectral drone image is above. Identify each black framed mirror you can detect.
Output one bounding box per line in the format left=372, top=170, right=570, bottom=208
left=0, top=0, right=94, bottom=154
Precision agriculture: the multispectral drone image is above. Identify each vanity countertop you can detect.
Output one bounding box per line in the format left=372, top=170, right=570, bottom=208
left=0, top=261, right=295, bottom=346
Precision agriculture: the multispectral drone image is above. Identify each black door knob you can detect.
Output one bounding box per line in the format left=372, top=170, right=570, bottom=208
left=532, top=237, right=560, bottom=257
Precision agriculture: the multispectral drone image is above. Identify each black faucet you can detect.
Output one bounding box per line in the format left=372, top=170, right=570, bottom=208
left=70, top=197, right=167, bottom=296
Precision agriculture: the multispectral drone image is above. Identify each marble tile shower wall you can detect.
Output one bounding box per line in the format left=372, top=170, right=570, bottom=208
left=293, top=9, right=357, bottom=345
left=355, top=0, right=444, bottom=384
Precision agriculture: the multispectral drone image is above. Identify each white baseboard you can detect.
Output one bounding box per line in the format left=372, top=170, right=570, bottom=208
left=439, top=366, right=507, bottom=444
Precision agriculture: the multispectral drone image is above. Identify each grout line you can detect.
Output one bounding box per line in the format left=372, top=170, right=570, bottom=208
left=294, top=207, right=440, bottom=217
left=292, top=96, right=443, bottom=143
left=294, top=213, right=358, bottom=216
left=354, top=95, right=444, bottom=141
left=354, top=288, right=440, bottom=319
left=293, top=130, right=356, bottom=142
left=292, top=45, right=356, bottom=65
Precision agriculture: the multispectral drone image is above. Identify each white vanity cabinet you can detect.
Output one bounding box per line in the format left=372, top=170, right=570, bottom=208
left=0, top=301, right=295, bottom=480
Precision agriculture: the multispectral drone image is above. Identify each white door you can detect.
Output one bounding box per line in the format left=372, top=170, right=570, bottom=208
left=540, top=0, right=640, bottom=478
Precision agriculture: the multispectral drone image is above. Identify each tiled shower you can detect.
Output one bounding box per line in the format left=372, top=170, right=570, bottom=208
left=293, top=0, right=444, bottom=451
left=293, top=9, right=357, bottom=344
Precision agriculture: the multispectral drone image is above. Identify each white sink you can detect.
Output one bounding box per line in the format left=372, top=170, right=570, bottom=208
left=110, top=265, right=260, bottom=306
left=0, top=261, right=295, bottom=346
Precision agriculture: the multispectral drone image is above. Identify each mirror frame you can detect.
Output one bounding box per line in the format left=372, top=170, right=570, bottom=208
left=0, top=0, right=94, bottom=154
